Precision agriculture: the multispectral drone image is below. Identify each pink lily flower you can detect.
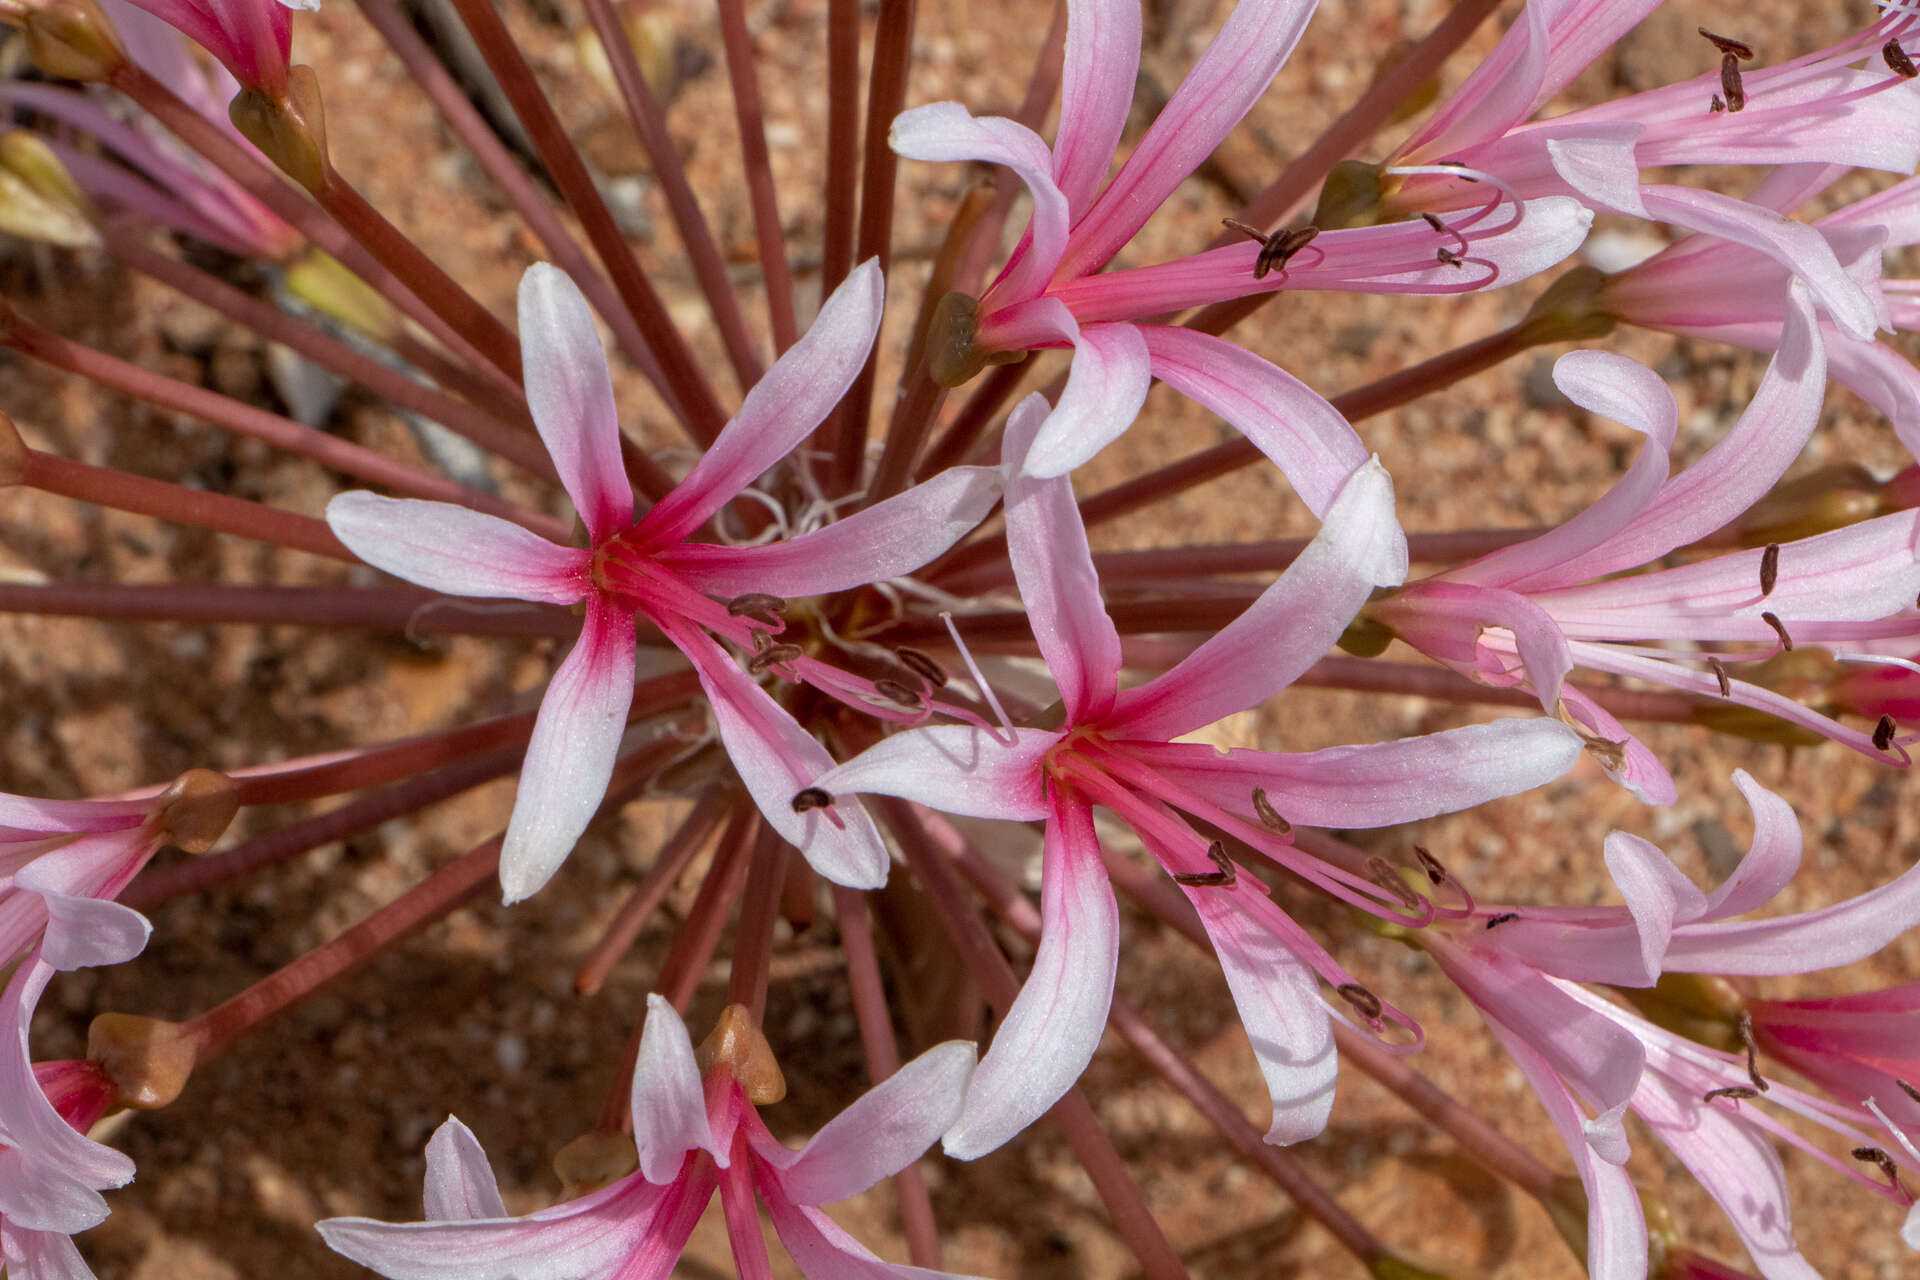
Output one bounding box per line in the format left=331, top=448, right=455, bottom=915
left=326, top=261, right=1001, bottom=902
left=1, top=0, right=301, bottom=258
left=317, top=995, right=981, bottom=1280
left=1371, top=299, right=1920, bottom=803
left=809, top=396, right=1584, bottom=1157
left=1746, top=983, right=1920, bottom=1145
left=115, top=0, right=314, bottom=99
left=890, top=0, right=1592, bottom=495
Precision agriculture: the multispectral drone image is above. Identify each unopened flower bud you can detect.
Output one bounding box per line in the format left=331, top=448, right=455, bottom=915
left=1314, top=159, right=1385, bottom=230
left=284, top=249, right=397, bottom=342
left=18, top=0, right=126, bottom=82
left=552, top=1128, right=639, bottom=1199
left=694, top=1003, right=786, bottom=1104
left=157, top=768, right=239, bottom=854
left=229, top=65, right=329, bottom=195
left=926, top=290, right=1016, bottom=388
left=86, top=1013, right=196, bottom=1109
left=0, top=132, right=96, bottom=248
left=1521, top=265, right=1617, bottom=344
left=1616, top=972, right=1747, bottom=1049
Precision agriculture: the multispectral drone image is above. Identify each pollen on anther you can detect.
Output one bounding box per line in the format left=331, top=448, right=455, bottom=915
left=1250, top=786, right=1291, bottom=834
left=894, top=646, right=949, bottom=687
left=1875, top=714, right=1898, bottom=752
left=1709, top=656, right=1732, bottom=698
left=1336, top=983, right=1383, bottom=1021
left=1761, top=611, right=1793, bottom=651
left=1887, top=39, right=1918, bottom=78
left=1759, top=542, right=1779, bottom=598
left=791, top=787, right=834, bottom=813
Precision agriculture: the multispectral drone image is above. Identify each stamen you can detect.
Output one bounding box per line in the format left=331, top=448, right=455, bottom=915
left=1435, top=159, right=1478, bottom=182
left=1737, top=1011, right=1768, bottom=1092
left=1709, top=657, right=1732, bottom=698
left=1900, top=1079, right=1920, bottom=1104
left=1365, top=856, right=1423, bottom=908
left=1436, top=247, right=1464, bottom=268
left=1887, top=39, right=1917, bottom=77
left=1759, top=542, right=1779, bottom=598
left=790, top=787, right=834, bottom=813
left=1852, top=1146, right=1910, bottom=1199
left=1761, top=611, right=1793, bottom=651
left=1219, top=219, right=1319, bottom=278
left=1170, top=840, right=1237, bottom=888
left=872, top=677, right=923, bottom=709
left=1250, top=786, right=1292, bottom=834
left=1721, top=54, right=1748, bottom=112
left=893, top=645, right=949, bottom=688
left=1484, top=911, right=1520, bottom=930
left=725, top=592, right=787, bottom=625
left=1411, top=845, right=1448, bottom=886
left=941, top=611, right=1017, bottom=745
left=1336, top=983, right=1383, bottom=1022
left=1875, top=714, right=1899, bottom=752
left=746, top=642, right=805, bottom=675
left=1865, top=1095, right=1920, bottom=1176
left=1419, top=211, right=1444, bottom=233
left=1704, top=1085, right=1761, bottom=1103
left=1710, top=93, right=1727, bottom=113
left=1698, top=28, right=1755, bottom=60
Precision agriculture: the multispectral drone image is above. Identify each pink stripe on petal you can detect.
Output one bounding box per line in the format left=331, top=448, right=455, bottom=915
left=1002, top=395, right=1124, bottom=723
left=518, top=264, right=634, bottom=541
left=630, top=995, right=715, bottom=1181
left=498, top=598, right=636, bottom=904
left=1051, top=0, right=1140, bottom=218
left=812, top=726, right=1056, bottom=823
left=661, top=466, right=1000, bottom=599
left=1106, top=459, right=1402, bottom=742
left=1140, top=328, right=1367, bottom=518
left=1019, top=321, right=1152, bottom=479
left=944, top=795, right=1116, bottom=1160
left=779, top=1041, right=975, bottom=1205
left=325, top=493, right=589, bottom=605
left=638, top=262, right=885, bottom=548
left=422, top=1118, right=509, bottom=1222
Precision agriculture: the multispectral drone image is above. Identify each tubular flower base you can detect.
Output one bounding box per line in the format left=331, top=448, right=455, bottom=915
left=0, top=0, right=1915, bottom=1275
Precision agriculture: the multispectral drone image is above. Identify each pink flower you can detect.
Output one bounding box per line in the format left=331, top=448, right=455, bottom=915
left=1372, top=308, right=1920, bottom=802
left=1747, top=984, right=1920, bottom=1138
left=326, top=261, right=1001, bottom=901
left=890, top=0, right=1590, bottom=497
left=115, top=0, right=314, bottom=98
left=810, top=396, right=1583, bottom=1156
left=317, top=995, right=980, bottom=1280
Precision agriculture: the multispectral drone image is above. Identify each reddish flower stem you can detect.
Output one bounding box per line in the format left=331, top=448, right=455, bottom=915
left=441, top=0, right=731, bottom=445
left=830, top=884, right=942, bottom=1268
left=0, top=581, right=575, bottom=638
left=715, top=0, right=799, bottom=352
left=826, top=0, right=918, bottom=492
left=574, top=786, right=732, bottom=996
left=914, top=357, right=1031, bottom=479
left=876, top=796, right=1189, bottom=1280
left=106, top=62, right=516, bottom=400
left=6, top=440, right=352, bottom=562
left=820, top=0, right=862, bottom=297
left=725, top=825, right=790, bottom=1023
left=0, top=310, right=567, bottom=538
left=121, top=746, right=527, bottom=910
left=576, top=0, right=764, bottom=392
left=1290, top=656, right=1708, bottom=724
left=105, top=227, right=558, bottom=481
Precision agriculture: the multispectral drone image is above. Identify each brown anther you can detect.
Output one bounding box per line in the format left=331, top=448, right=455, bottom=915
left=1710, top=93, right=1726, bottom=113
left=872, top=677, right=923, bottom=709
left=1709, top=656, right=1732, bottom=698
left=1250, top=787, right=1291, bottom=834
left=1220, top=219, right=1318, bottom=278
left=790, top=787, right=834, bottom=813
left=1485, top=911, right=1520, bottom=930
left=1412, top=845, right=1448, bottom=886
left=1697, top=28, right=1755, bottom=61
left=1420, top=211, right=1445, bottom=233
left=1436, top=247, right=1464, bottom=268
left=1336, top=983, right=1383, bottom=1021
left=1171, top=841, right=1237, bottom=887
left=1704, top=1085, right=1760, bottom=1102
left=725, top=592, right=787, bottom=623
left=1898, top=1078, right=1920, bottom=1104
left=746, top=643, right=805, bottom=675
left=1852, top=1146, right=1906, bottom=1194
left=157, top=768, right=238, bottom=854
left=1736, top=1011, right=1768, bottom=1092
left=1759, top=542, right=1779, bottom=598
left=1365, top=857, right=1423, bottom=909
left=1875, top=714, right=1899, bottom=752
left=1886, top=39, right=1917, bottom=78
left=1761, top=611, right=1793, bottom=651
left=695, top=1004, right=787, bottom=1105
left=1721, top=54, right=1747, bottom=113
left=893, top=646, right=949, bottom=688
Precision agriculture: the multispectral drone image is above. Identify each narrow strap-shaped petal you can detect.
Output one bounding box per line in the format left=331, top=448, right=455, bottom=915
left=1051, top=0, right=1140, bottom=218
left=498, top=599, right=636, bottom=904
left=1697, top=771, right=1802, bottom=922
left=765, top=1196, right=990, bottom=1280
left=1137, top=717, right=1582, bottom=830
left=1139, top=327, right=1367, bottom=518
left=1458, top=351, right=1676, bottom=592
left=1059, top=0, right=1318, bottom=279
left=518, top=264, right=634, bottom=541
left=779, top=1041, right=975, bottom=1204
left=1019, top=320, right=1153, bottom=479
left=423, top=1118, right=510, bottom=1221
left=811, top=726, right=1056, bottom=822
left=635, top=262, right=885, bottom=548
left=1105, top=458, right=1403, bottom=742
left=1002, top=394, right=1124, bottom=723
left=665, top=619, right=890, bottom=889
left=1602, top=832, right=1708, bottom=986
left=1663, top=857, right=1920, bottom=977
left=1825, top=327, right=1920, bottom=454
left=1189, top=889, right=1335, bottom=1144
left=326, top=493, right=589, bottom=605
left=631, top=995, right=716, bottom=1181
left=1396, top=0, right=1550, bottom=163
left=660, top=466, right=1001, bottom=599
left=944, top=794, right=1117, bottom=1159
